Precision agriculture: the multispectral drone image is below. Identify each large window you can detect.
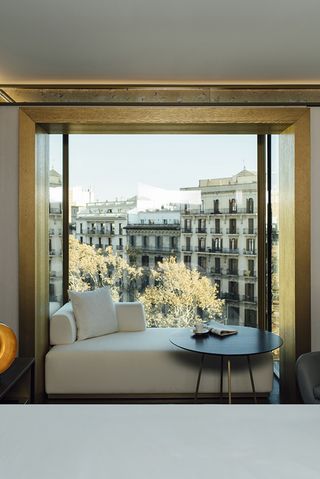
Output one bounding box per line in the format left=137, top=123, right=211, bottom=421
left=49, top=134, right=262, bottom=328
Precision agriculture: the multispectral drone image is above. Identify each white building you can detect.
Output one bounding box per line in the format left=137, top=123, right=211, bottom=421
left=180, top=169, right=258, bottom=327
left=75, top=197, right=136, bottom=254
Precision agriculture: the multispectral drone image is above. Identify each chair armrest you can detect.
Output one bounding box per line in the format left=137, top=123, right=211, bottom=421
left=50, top=302, right=77, bottom=345
left=115, top=302, right=146, bottom=332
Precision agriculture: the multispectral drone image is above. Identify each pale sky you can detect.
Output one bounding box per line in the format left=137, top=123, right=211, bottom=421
left=49, top=134, right=257, bottom=202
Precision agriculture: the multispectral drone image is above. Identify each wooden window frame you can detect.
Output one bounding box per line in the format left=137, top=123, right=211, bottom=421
left=19, top=106, right=310, bottom=402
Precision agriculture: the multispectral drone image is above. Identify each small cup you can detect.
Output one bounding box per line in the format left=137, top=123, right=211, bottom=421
left=195, top=322, right=204, bottom=334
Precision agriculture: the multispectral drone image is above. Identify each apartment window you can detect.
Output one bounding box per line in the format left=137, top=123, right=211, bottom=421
left=215, top=218, right=220, bottom=234
left=228, top=281, right=239, bottom=299
left=228, top=258, right=238, bottom=275
left=248, top=218, right=254, bottom=234
left=246, top=238, right=255, bottom=253
left=142, top=255, right=149, bottom=267
left=184, top=219, right=191, bottom=232
left=119, top=223, right=122, bottom=235
left=89, top=237, right=92, bottom=246
left=130, top=235, right=135, bottom=247
left=229, top=218, right=237, bottom=234
left=98, top=237, right=102, bottom=247
left=156, top=236, right=161, bottom=249
left=185, top=237, right=191, bottom=251
left=80, top=236, right=83, bottom=244
left=213, top=237, right=222, bottom=251
left=229, top=238, right=238, bottom=250
left=228, top=306, right=239, bottom=325
left=247, top=198, right=254, bottom=213
left=198, top=238, right=206, bottom=252
left=143, top=236, right=148, bottom=248
left=245, top=283, right=255, bottom=302
left=229, top=198, right=237, bottom=213
left=163, top=219, right=168, bottom=225
left=213, top=199, right=220, bottom=213
left=214, top=257, right=221, bottom=273
left=248, top=259, right=255, bottom=276
left=245, top=309, right=257, bottom=327
left=80, top=223, right=83, bottom=234
left=198, top=219, right=206, bottom=233
left=198, top=256, right=207, bottom=271
left=184, top=255, right=191, bottom=267
left=170, top=236, right=177, bottom=249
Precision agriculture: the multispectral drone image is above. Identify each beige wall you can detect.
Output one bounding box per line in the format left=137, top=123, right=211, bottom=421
left=0, top=106, right=319, bottom=348
left=0, top=106, right=19, bottom=336
left=311, top=109, right=320, bottom=350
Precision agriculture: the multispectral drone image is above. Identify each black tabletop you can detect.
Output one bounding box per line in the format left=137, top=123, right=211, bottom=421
left=170, top=326, right=283, bottom=357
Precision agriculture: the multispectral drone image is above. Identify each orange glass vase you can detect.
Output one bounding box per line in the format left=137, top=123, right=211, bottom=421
left=0, top=323, right=17, bottom=374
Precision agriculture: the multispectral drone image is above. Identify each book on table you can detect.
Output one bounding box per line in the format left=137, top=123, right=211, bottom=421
left=207, top=321, right=238, bottom=337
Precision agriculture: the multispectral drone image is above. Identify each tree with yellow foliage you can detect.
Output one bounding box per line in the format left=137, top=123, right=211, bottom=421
left=69, top=236, right=142, bottom=301
left=138, top=257, right=224, bottom=328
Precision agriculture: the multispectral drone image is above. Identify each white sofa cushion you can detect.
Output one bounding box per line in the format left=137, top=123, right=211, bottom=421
left=50, top=302, right=77, bottom=345
left=115, top=302, right=146, bottom=332
left=69, top=287, right=118, bottom=340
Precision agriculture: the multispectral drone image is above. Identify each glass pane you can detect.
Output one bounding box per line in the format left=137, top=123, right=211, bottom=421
left=49, top=135, right=63, bottom=315
left=69, top=134, right=257, bottom=328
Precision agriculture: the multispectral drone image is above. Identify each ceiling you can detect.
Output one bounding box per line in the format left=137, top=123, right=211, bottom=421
left=1, top=0, right=320, bottom=85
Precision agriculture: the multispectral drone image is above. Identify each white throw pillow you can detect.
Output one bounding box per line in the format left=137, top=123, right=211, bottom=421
left=68, top=287, right=118, bottom=340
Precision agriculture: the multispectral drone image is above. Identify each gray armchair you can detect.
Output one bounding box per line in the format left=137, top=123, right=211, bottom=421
left=296, top=352, right=320, bottom=404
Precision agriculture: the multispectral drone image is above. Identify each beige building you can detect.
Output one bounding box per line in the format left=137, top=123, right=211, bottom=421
left=180, top=169, right=258, bottom=327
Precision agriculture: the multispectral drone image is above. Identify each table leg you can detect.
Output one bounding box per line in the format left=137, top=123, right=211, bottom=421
left=220, top=356, right=224, bottom=403
left=227, top=359, right=232, bottom=404
left=247, top=355, right=257, bottom=404
left=195, top=354, right=205, bottom=402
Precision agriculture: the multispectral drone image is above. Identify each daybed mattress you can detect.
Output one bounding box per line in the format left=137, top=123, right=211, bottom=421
left=45, top=328, right=273, bottom=395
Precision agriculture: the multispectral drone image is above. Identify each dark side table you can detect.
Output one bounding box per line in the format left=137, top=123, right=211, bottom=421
left=170, top=326, right=283, bottom=404
left=0, top=358, right=35, bottom=404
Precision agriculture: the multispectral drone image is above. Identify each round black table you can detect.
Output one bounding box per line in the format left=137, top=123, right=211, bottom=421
left=170, top=326, right=283, bottom=404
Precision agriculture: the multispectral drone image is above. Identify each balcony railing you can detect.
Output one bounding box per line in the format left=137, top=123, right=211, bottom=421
left=209, top=268, right=222, bottom=275
left=181, top=228, right=193, bottom=233
left=210, top=228, right=222, bottom=234
left=196, top=228, right=207, bottom=233
left=181, top=246, right=193, bottom=252
left=116, top=245, right=124, bottom=251
left=243, top=270, right=257, bottom=278
left=141, top=245, right=179, bottom=253
left=242, top=295, right=258, bottom=303
left=181, top=207, right=257, bottom=216
left=243, top=228, right=257, bottom=235
left=195, top=246, right=207, bottom=252
left=226, top=269, right=239, bottom=276
left=243, top=249, right=257, bottom=255
left=226, top=228, right=239, bottom=235
left=221, top=292, right=240, bottom=301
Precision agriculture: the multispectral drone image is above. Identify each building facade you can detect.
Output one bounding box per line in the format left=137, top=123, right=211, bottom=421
left=75, top=197, right=136, bottom=254
left=73, top=169, right=258, bottom=326
left=180, top=169, right=257, bottom=326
